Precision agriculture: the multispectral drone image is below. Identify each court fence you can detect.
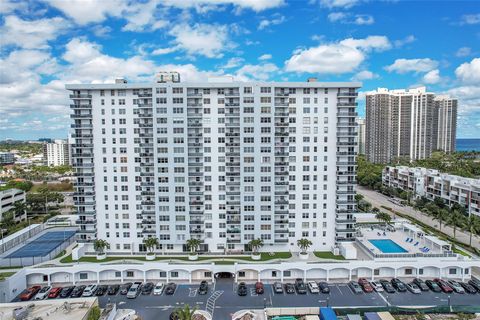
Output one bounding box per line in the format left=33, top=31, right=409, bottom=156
left=0, top=229, right=76, bottom=268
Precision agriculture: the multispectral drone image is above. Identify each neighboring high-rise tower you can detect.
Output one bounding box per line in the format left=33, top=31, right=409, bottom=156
left=43, top=139, right=71, bottom=166
left=67, top=76, right=360, bottom=253
left=365, top=87, right=457, bottom=164
left=357, top=118, right=366, bottom=155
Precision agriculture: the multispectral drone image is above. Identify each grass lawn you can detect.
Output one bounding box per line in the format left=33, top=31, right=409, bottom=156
left=314, top=251, right=345, bottom=260
left=453, top=247, right=471, bottom=257
left=60, top=251, right=292, bottom=264
left=54, top=250, right=66, bottom=259
left=0, top=272, right=16, bottom=281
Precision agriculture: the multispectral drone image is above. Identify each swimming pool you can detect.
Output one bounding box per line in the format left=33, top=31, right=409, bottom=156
left=369, top=239, right=408, bottom=253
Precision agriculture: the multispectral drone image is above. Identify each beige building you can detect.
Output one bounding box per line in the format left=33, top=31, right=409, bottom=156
left=43, top=139, right=71, bottom=166
left=366, top=87, right=457, bottom=164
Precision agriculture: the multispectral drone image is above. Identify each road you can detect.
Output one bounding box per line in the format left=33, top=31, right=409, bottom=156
left=357, top=186, right=480, bottom=251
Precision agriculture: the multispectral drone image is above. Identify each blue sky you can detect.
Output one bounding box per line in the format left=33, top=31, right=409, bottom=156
left=0, top=0, right=479, bottom=140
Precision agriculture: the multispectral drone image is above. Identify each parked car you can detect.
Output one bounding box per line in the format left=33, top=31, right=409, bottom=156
left=379, top=279, right=396, bottom=293
left=59, top=286, right=74, bottom=298
left=107, top=284, right=120, bottom=295
left=169, top=312, right=180, bottom=320
left=153, top=282, right=165, bottom=295
left=348, top=281, right=363, bottom=294
left=141, top=282, right=154, bottom=295
left=120, top=282, right=133, bottom=295
left=95, top=285, right=108, bottom=296
left=307, top=281, right=319, bottom=294
left=448, top=280, right=465, bottom=294
left=406, top=283, right=421, bottom=294
left=318, top=282, right=330, bottom=294
left=468, top=279, right=480, bottom=292
left=82, top=284, right=98, bottom=297
left=255, top=282, right=264, bottom=294
left=285, top=283, right=295, bottom=294
left=237, top=282, right=247, bottom=296
left=370, top=281, right=384, bottom=292
left=434, top=279, right=453, bottom=293
left=199, top=281, right=208, bottom=295
left=34, top=286, right=52, bottom=300
left=126, top=282, right=142, bottom=299
left=460, top=282, right=477, bottom=294
left=20, top=286, right=41, bottom=301
left=358, top=278, right=373, bottom=293
left=425, top=280, right=442, bottom=293
left=165, top=283, right=177, bottom=295
left=295, top=278, right=307, bottom=294
left=412, top=278, right=430, bottom=292
left=391, top=278, right=407, bottom=292
left=70, top=285, right=86, bottom=298
left=47, top=287, right=62, bottom=299
left=273, top=282, right=284, bottom=294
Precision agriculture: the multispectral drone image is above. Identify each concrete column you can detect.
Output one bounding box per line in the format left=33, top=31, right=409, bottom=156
left=394, top=269, right=397, bottom=278
left=47, top=274, right=51, bottom=286
left=72, top=273, right=76, bottom=285
left=211, top=272, right=215, bottom=283
left=120, top=272, right=124, bottom=284
left=280, top=271, right=284, bottom=283
left=258, top=271, right=261, bottom=282
left=166, top=272, right=169, bottom=283
left=303, top=270, right=307, bottom=282
left=143, top=271, right=146, bottom=283
left=189, top=272, right=192, bottom=284
left=348, top=269, right=352, bottom=281
left=97, top=272, right=100, bottom=284
left=326, top=270, right=329, bottom=282
left=439, top=268, right=442, bottom=280
left=371, top=269, right=375, bottom=281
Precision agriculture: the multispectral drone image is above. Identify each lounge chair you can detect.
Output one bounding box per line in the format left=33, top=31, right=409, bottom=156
left=406, top=238, right=410, bottom=242
left=383, top=232, right=386, bottom=236
left=414, top=241, right=419, bottom=246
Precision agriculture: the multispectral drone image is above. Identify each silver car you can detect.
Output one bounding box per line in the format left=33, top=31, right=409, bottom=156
left=370, top=281, right=384, bottom=292
left=273, top=282, right=283, bottom=294
left=307, top=281, right=319, bottom=294
left=406, top=283, right=421, bottom=294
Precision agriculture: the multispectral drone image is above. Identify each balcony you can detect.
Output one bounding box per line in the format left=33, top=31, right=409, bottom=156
left=337, top=112, right=358, bottom=117
left=187, top=92, right=202, bottom=97
left=137, top=93, right=152, bottom=97
left=70, top=94, right=92, bottom=99
left=337, top=92, right=358, bottom=97
left=70, top=113, right=92, bottom=119
left=70, top=104, right=92, bottom=109
left=71, top=124, right=93, bottom=129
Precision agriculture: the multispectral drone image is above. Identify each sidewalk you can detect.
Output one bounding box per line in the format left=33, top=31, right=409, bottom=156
left=357, top=185, right=480, bottom=250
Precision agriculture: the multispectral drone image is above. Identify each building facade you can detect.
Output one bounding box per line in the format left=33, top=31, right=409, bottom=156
left=0, top=152, right=15, bottom=165
left=67, top=75, right=360, bottom=253
left=43, top=139, right=71, bottom=166
left=357, top=118, right=366, bottom=155
left=365, top=87, right=457, bottom=164
left=383, top=166, right=480, bottom=217
left=0, top=188, right=26, bottom=222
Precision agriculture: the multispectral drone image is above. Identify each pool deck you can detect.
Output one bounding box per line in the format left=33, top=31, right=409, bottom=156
left=357, top=227, right=443, bottom=256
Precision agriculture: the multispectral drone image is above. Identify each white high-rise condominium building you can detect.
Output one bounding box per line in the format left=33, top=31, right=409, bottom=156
left=43, top=139, right=71, bottom=166
left=365, top=87, right=457, bottom=164
left=67, top=74, right=360, bottom=254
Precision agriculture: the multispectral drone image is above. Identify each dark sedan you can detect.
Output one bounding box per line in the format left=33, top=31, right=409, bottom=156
left=460, top=282, right=477, bottom=294
left=199, top=281, right=208, bottom=295
left=59, top=286, right=75, bottom=298
left=237, top=282, right=247, bottom=296
left=391, top=278, right=407, bottom=292
left=107, top=284, right=120, bottom=295
left=285, top=283, right=295, bottom=294
left=165, top=283, right=177, bottom=295
left=380, top=279, right=396, bottom=293
left=120, top=283, right=133, bottom=295
left=468, top=279, right=480, bottom=292
left=95, top=285, right=108, bottom=296
left=70, top=285, right=86, bottom=298
left=425, top=280, right=442, bottom=293
left=295, top=278, right=307, bottom=294
left=412, top=278, right=430, bottom=291
left=141, top=282, right=154, bottom=295
left=318, top=282, right=330, bottom=294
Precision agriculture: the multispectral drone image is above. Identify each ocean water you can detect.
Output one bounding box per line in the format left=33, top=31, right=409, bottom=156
left=456, top=139, right=480, bottom=152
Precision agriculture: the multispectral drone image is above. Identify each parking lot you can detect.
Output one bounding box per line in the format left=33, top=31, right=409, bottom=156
left=14, top=278, right=480, bottom=320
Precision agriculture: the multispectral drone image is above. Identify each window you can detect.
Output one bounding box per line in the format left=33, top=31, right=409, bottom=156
left=79, top=273, right=88, bottom=280
left=170, top=271, right=179, bottom=278
left=283, top=271, right=291, bottom=277
left=126, top=271, right=134, bottom=277
left=238, top=271, right=245, bottom=277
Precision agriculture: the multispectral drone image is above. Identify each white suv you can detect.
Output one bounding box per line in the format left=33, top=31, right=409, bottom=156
left=34, top=286, right=52, bottom=300
left=370, top=281, right=384, bottom=292
left=153, top=282, right=164, bottom=295
left=307, top=281, right=319, bottom=294
left=82, top=284, right=98, bottom=297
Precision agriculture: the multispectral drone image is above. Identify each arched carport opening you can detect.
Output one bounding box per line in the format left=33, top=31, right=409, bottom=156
left=168, top=268, right=191, bottom=283
left=351, top=267, right=373, bottom=280
left=374, top=267, right=395, bottom=279
left=74, top=270, right=98, bottom=284
left=191, top=269, right=214, bottom=283
left=145, top=269, right=168, bottom=283
left=282, top=268, right=305, bottom=282
left=49, top=271, right=74, bottom=285
left=26, top=272, right=49, bottom=286
left=419, top=266, right=440, bottom=279
left=306, top=268, right=328, bottom=281
left=122, top=268, right=145, bottom=283
left=99, top=269, right=123, bottom=283
left=235, top=268, right=259, bottom=282
left=396, top=266, right=418, bottom=278
left=327, top=267, right=350, bottom=281
left=259, top=268, right=283, bottom=281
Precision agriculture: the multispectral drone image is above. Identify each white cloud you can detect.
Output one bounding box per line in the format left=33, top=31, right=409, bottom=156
left=455, top=47, right=472, bottom=57
left=160, top=0, right=284, bottom=12
left=152, top=47, right=178, bottom=55
left=222, top=57, right=245, bottom=69
left=234, top=63, right=279, bottom=81
left=121, top=1, right=168, bottom=32
left=285, top=36, right=391, bottom=74
left=91, top=25, right=112, bottom=37
left=45, top=0, right=125, bottom=25
left=385, top=58, right=439, bottom=74
left=258, top=14, right=285, bottom=30
left=422, top=69, right=441, bottom=84
left=0, top=0, right=27, bottom=14
left=455, top=58, right=480, bottom=84
left=460, top=14, right=480, bottom=25
left=0, top=15, right=70, bottom=49
left=258, top=54, right=272, bottom=60
left=316, top=0, right=360, bottom=8
left=351, top=70, right=378, bottom=81
left=168, top=23, right=233, bottom=58
left=393, top=35, right=416, bottom=47
left=328, top=12, right=374, bottom=25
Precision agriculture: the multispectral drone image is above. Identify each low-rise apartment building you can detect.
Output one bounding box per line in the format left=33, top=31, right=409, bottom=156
left=383, top=166, right=480, bottom=216
left=0, top=188, right=26, bottom=221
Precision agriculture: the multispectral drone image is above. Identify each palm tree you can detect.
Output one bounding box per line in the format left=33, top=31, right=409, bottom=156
left=143, top=237, right=159, bottom=255
left=173, top=304, right=197, bottom=320
left=433, top=208, right=449, bottom=232
left=11, top=201, right=27, bottom=220
left=297, top=238, right=313, bottom=255
left=465, top=214, right=480, bottom=247
left=93, top=239, right=110, bottom=255
left=375, top=212, right=391, bottom=226
left=248, top=238, right=264, bottom=255
left=186, top=238, right=201, bottom=255
left=448, top=208, right=464, bottom=238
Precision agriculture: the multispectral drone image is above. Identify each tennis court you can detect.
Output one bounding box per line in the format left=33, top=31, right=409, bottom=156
left=5, top=231, right=76, bottom=258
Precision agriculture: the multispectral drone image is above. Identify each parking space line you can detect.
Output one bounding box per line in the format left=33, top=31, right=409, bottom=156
left=336, top=285, right=343, bottom=295
left=377, top=292, right=390, bottom=306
